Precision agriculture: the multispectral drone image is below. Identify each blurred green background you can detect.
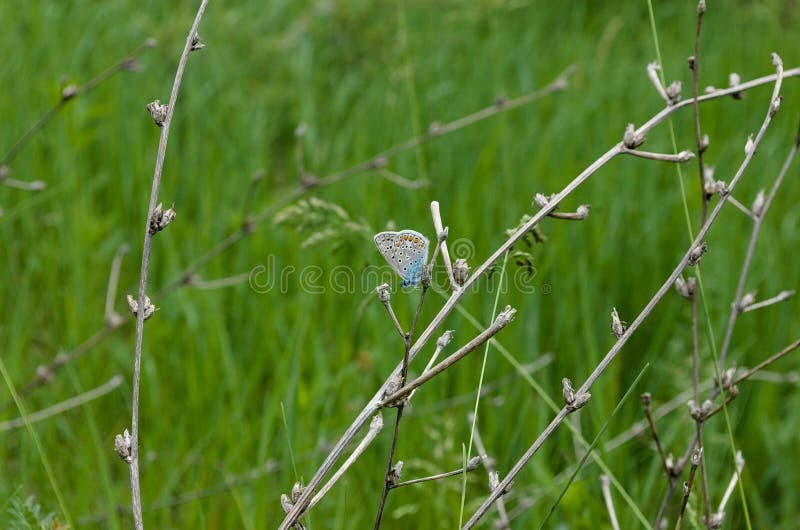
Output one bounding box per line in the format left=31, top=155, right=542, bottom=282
left=2, top=0, right=799, bottom=528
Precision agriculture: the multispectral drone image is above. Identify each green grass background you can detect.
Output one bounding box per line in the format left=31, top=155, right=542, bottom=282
left=2, top=0, right=799, bottom=528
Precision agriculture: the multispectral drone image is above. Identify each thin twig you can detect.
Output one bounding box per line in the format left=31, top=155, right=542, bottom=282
left=691, top=290, right=712, bottom=525
left=600, top=475, right=620, bottom=530
left=379, top=307, right=516, bottom=407
left=731, top=338, right=800, bottom=386
left=126, top=5, right=209, bottom=529
left=374, top=279, right=429, bottom=529
left=378, top=168, right=428, bottom=189
left=105, top=244, right=129, bottom=327
left=605, top=381, right=712, bottom=451
left=621, top=147, right=694, bottom=162
left=726, top=195, right=757, bottom=220
left=307, top=414, right=383, bottom=510
left=641, top=393, right=671, bottom=477
left=1, top=38, right=156, bottom=168
left=688, top=288, right=712, bottom=524
left=390, top=457, right=482, bottom=489
left=714, top=452, right=745, bottom=522
left=0, top=175, right=46, bottom=191
left=740, top=290, right=795, bottom=313
left=691, top=1, right=709, bottom=222
left=431, top=201, right=456, bottom=290
left=674, top=448, right=702, bottom=530
left=0, top=376, right=122, bottom=432
left=185, top=272, right=251, bottom=290
left=373, top=408, right=403, bottom=529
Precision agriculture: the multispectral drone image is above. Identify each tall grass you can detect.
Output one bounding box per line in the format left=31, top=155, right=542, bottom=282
left=2, top=1, right=800, bottom=528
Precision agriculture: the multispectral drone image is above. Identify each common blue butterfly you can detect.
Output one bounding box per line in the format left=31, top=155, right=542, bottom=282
left=374, top=230, right=430, bottom=287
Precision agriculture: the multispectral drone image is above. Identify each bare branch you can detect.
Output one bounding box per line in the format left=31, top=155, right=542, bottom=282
left=390, top=457, right=481, bottom=489
left=621, top=148, right=695, bottom=162
left=741, top=290, right=795, bottom=313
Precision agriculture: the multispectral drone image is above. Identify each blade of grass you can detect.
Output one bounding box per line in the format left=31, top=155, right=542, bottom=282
left=0, top=356, right=73, bottom=528
left=458, top=251, right=509, bottom=527
left=281, top=401, right=299, bottom=480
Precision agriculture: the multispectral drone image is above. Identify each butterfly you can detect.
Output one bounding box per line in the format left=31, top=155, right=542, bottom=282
left=374, top=229, right=430, bottom=287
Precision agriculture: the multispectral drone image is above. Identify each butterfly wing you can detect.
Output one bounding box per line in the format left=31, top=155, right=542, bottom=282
left=374, top=230, right=429, bottom=286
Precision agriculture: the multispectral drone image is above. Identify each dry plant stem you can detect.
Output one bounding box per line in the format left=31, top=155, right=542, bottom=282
left=642, top=395, right=670, bottom=477
left=279, top=63, right=791, bottom=529
left=378, top=167, right=427, bottom=189
left=186, top=272, right=251, bottom=290
left=621, top=148, right=694, bottom=162
left=0, top=375, right=122, bottom=432
left=691, top=3, right=709, bottom=222
left=374, top=287, right=427, bottom=529
left=373, top=406, right=403, bottom=529
left=431, top=201, right=456, bottom=289
left=308, top=414, right=383, bottom=511
left=128, top=4, right=209, bottom=529
left=380, top=298, right=406, bottom=340
left=105, top=245, right=129, bottom=325
left=703, top=392, right=740, bottom=421
left=718, top=118, right=800, bottom=370
left=379, top=310, right=514, bottom=407
left=12, top=67, right=793, bottom=412
left=0, top=177, right=45, bottom=191
left=600, top=475, right=620, bottom=530
left=695, top=423, right=711, bottom=525
left=717, top=453, right=745, bottom=515
left=1, top=38, right=155, bottom=167
left=390, top=460, right=481, bottom=489
left=691, top=290, right=701, bottom=405
left=674, top=453, right=700, bottom=530
left=691, top=296, right=712, bottom=524
left=463, top=57, right=784, bottom=530
left=741, top=290, right=795, bottom=313
left=468, top=412, right=511, bottom=530
left=606, top=381, right=713, bottom=450
left=726, top=195, right=757, bottom=220
left=732, top=338, right=800, bottom=385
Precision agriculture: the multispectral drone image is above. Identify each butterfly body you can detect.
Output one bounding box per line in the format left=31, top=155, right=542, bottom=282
left=374, top=230, right=430, bottom=287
